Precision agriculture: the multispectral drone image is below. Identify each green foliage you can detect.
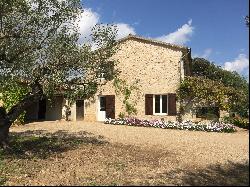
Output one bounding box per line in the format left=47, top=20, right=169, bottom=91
left=180, top=58, right=249, bottom=117
left=223, top=116, right=249, bottom=129
left=177, top=76, right=232, bottom=110
left=0, top=0, right=119, bottom=123
left=124, top=100, right=137, bottom=116
left=192, top=58, right=248, bottom=90
left=0, top=81, right=29, bottom=124
left=113, top=78, right=139, bottom=116
left=118, top=112, right=125, bottom=119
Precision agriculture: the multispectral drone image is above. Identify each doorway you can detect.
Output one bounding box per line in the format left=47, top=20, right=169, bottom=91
left=98, top=96, right=106, bottom=121
left=76, top=100, right=84, bottom=120
left=38, top=99, right=46, bottom=120
left=97, top=95, right=115, bottom=121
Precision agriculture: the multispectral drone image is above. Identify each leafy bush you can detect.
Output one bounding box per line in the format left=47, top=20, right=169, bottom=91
left=118, top=112, right=126, bottom=119
left=0, top=81, right=29, bottom=125
left=223, top=116, right=249, bottom=129
left=105, top=118, right=236, bottom=133
left=191, top=58, right=249, bottom=118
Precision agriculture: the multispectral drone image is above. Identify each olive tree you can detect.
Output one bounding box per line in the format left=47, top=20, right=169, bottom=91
left=0, top=0, right=119, bottom=148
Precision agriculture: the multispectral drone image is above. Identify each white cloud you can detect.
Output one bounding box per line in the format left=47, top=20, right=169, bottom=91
left=116, top=23, right=136, bottom=40
left=76, top=8, right=100, bottom=43
left=75, top=9, right=136, bottom=43
left=224, top=54, right=249, bottom=75
left=156, top=19, right=194, bottom=45
left=28, top=1, right=136, bottom=42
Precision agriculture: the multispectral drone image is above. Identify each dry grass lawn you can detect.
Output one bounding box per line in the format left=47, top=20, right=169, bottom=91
left=0, top=121, right=249, bottom=186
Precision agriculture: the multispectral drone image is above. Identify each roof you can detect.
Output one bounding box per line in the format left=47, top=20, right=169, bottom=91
left=117, top=34, right=190, bottom=51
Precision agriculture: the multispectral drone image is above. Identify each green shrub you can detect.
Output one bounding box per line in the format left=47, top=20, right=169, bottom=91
left=118, top=112, right=125, bottom=119
left=0, top=82, right=29, bottom=125
left=223, top=116, right=249, bottom=129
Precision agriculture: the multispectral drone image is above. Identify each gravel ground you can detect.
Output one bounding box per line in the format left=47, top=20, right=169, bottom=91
left=10, top=120, right=249, bottom=167
left=6, top=120, right=249, bottom=185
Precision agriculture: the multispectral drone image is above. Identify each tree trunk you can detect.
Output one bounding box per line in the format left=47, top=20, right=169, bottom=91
left=0, top=121, right=11, bottom=149
left=0, top=107, right=10, bottom=149
left=0, top=81, right=43, bottom=148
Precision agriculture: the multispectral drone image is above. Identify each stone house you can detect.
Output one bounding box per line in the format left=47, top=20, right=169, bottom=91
left=83, top=35, right=192, bottom=122
left=22, top=34, right=195, bottom=122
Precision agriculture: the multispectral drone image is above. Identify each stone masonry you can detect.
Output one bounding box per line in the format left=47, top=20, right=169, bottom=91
left=83, top=35, right=191, bottom=122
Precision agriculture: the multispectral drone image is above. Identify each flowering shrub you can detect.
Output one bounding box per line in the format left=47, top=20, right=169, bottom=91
left=104, top=118, right=236, bottom=133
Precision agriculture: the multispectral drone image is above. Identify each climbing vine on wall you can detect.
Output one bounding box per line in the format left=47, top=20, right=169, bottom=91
left=113, top=77, right=140, bottom=117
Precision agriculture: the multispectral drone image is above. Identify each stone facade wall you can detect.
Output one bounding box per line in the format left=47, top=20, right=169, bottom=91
left=83, top=38, right=187, bottom=121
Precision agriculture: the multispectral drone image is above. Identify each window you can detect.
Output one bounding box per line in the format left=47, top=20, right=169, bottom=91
left=153, top=95, right=168, bottom=115
left=100, top=97, right=106, bottom=111
left=145, top=94, right=176, bottom=116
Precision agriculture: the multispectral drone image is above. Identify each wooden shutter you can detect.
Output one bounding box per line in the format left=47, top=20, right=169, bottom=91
left=145, top=94, right=153, bottom=115
left=168, top=93, right=177, bottom=116
left=105, top=95, right=115, bottom=119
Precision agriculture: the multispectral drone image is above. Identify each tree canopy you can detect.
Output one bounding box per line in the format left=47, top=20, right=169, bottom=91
left=178, top=58, right=249, bottom=118
left=191, top=58, right=248, bottom=91
left=0, top=0, right=119, bottom=147
left=0, top=0, right=118, bottom=100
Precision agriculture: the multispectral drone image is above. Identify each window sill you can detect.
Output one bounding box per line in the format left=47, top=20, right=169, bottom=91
left=153, top=113, right=168, bottom=116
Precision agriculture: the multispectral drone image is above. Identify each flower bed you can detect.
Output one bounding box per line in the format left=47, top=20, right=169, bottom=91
left=104, top=118, right=236, bottom=133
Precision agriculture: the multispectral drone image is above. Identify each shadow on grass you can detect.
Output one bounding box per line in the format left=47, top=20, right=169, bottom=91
left=159, top=160, right=249, bottom=186
left=0, top=130, right=109, bottom=160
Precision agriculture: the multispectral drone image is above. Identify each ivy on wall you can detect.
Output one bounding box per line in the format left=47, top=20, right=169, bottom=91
left=113, top=77, right=140, bottom=118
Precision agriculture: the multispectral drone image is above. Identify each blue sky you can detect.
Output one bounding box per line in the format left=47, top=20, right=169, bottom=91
left=78, top=0, right=249, bottom=79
